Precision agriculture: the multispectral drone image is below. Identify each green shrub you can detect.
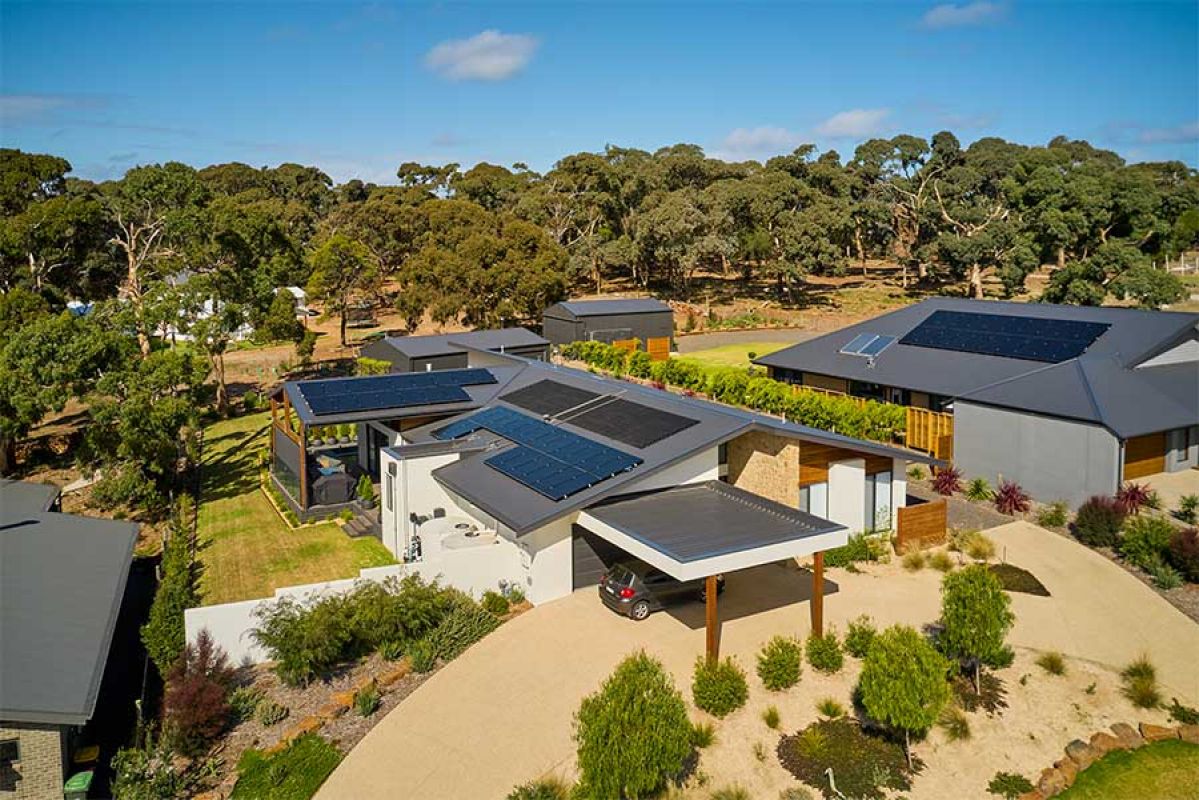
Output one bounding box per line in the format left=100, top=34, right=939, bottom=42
left=141, top=508, right=200, bottom=678
left=574, top=652, right=692, bottom=800
left=251, top=594, right=353, bottom=686
left=229, top=686, right=264, bottom=722
left=823, top=532, right=881, bottom=568
left=938, top=705, right=971, bottom=741
left=356, top=356, right=390, bottom=376
left=409, top=638, right=437, bottom=673
left=692, top=656, right=749, bottom=718
left=481, top=590, right=511, bottom=616
left=505, top=777, right=571, bottom=800
left=111, top=734, right=200, bottom=800
left=965, top=477, right=993, bottom=501
left=1036, top=501, right=1069, bottom=529
left=1168, top=527, right=1199, bottom=582
left=987, top=771, right=1034, bottom=799
left=778, top=718, right=913, bottom=799
left=962, top=531, right=996, bottom=561
left=710, top=786, right=751, bottom=800
left=763, top=705, right=781, bottom=729
left=907, top=465, right=926, bottom=481
left=929, top=550, right=955, bottom=572
left=816, top=697, right=845, bottom=718
left=231, top=734, right=341, bottom=800
left=356, top=473, right=374, bottom=503
left=1150, top=561, right=1183, bottom=589
left=845, top=615, right=877, bottom=658
left=756, top=635, right=803, bottom=691
left=504, top=583, right=527, bottom=604
left=379, top=640, right=404, bottom=661
left=1119, top=515, right=1175, bottom=570
left=1168, top=698, right=1199, bottom=725
left=353, top=684, right=380, bottom=717
left=1035, top=651, right=1066, bottom=676
left=691, top=721, right=715, bottom=749
left=1121, top=656, right=1161, bottom=709
left=255, top=698, right=289, bottom=726
left=428, top=603, right=501, bottom=662
left=1071, top=495, right=1126, bottom=547
left=1175, top=494, right=1199, bottom=524
left=806, top=630, right=844, bottom=674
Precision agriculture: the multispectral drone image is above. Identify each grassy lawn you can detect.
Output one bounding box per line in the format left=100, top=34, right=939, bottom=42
left=197, top=411, right=394, bottom=606
left=1057, top=740, right=1199, bottom=799
left=677, top=341, right=792, bottom=369
left=231, top=734, right=342, bottom=800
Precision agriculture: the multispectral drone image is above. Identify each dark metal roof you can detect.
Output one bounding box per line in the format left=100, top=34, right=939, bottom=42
left=400, top=356, right=937, bottom=534
left=1, top=503, right=137, bottom=725
left=0, top=479, right=60, bottom=516
left=546, top=298, right=672, bottom=318
left=375, top=328, right=548, bottom=359
left=755, top=298, right=1199, bottom=437
left=586, top=481, right=843, bottom=563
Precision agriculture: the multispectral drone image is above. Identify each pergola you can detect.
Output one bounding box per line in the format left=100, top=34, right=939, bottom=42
left=578, top=480, right=847, bottom=661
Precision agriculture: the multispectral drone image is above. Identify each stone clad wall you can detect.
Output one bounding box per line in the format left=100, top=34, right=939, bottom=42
left=726, top=431, right=799, bottom=507
left=0, top=723, right=66, bottom=800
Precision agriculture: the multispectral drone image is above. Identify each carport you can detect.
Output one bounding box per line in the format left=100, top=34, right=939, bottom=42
left=577, top=480, right=847, bottom=661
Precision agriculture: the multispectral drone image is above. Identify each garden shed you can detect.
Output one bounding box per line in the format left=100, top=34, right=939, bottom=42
left=542, top=298, right=674, bottom=358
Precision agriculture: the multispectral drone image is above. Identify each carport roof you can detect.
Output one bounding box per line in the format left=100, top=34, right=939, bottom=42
left=579, top=481, right=847, bottom=580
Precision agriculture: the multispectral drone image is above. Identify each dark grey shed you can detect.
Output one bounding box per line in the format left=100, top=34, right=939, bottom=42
left=359, top=328, right=549, bottom=373
left=542, top=298, right=674, bottom=350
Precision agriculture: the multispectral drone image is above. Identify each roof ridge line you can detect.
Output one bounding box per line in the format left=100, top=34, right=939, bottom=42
left=959, top=356, right=1079, bottom=398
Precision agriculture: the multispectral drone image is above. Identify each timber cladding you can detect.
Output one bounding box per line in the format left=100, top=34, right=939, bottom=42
left=1123, top=432, right=1167, bottom=480
left=798, top=443, right=890, bottom=484
left=895, top=499, right=948, bottom=551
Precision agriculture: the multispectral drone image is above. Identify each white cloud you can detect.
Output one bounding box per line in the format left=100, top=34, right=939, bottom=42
left=1136, top=121, right=1199, bottom=145
left=425, top=30, right=539, bottom=81
left=717, top=126, right=805, bottom=158
left=814, top=109, right=891, bottom=139
left=921, top=2, right=1006, bottom=29
left=0, top=93, right=87, bottom=123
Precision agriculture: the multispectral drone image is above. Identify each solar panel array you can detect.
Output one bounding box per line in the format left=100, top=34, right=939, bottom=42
left=432, top=406, right=642, bottom=501
left=298, top=368, right=497, bottom=416
left=899, top=310, right=1110, bottom=364
left=564, top=398, right=700, bottom=448
left=501, top=380, right=600, bottom=416
left=840, top=333, right=897, bottom=358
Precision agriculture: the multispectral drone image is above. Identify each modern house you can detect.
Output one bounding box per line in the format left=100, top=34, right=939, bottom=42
left=358, top=328, right=549, bottom=373
left=0, top=481, right=138, bottom=800
left=756, top=298, right=1199, bottom=506
left=543, top=298, right=674, bottom=358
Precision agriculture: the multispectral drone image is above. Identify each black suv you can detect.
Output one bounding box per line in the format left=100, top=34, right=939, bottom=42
left=599, top=562, right=725, bottom=621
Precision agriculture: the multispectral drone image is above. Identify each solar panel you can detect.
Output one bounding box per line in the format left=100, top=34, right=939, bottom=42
left=563, top=399, right=700, bottom=448
left=859, top=335, right=897, bottom=358
left=434, top=406, right=643, bottom=500
left=899, top=310, right=1109, bottom=363
left=297, top=368, right=496, bottom=415
left=840, top=333, right=897, bottom=358
left=501, top=380, right=600, bottom=416
left=840, top=333, right=878, bottom=355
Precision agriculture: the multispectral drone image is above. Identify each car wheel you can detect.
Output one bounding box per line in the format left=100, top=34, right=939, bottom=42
left=631, top=600, right=651, bottom=620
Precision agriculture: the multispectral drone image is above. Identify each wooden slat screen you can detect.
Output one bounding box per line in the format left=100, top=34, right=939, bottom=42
left=895, top=499, right=948, bottom=551
left=647, top=337, right=671, bottom=361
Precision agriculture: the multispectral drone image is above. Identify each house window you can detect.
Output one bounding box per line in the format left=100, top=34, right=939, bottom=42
left=386, top=472, right=394, bottom=511
left=799, top=482, right=829, bottom=518
left=0, top=739, right=18, bottom=764
left=865, top=471, right=893, bottom=532
left=718, top=443, right=729, bottom=482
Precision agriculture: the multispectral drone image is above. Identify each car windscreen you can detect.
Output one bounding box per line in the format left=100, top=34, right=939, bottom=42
left=606, top=565, right=635, bottom=586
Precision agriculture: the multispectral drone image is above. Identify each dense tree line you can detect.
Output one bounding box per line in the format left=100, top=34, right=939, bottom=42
left=0, top=135, right=1196, bottom=489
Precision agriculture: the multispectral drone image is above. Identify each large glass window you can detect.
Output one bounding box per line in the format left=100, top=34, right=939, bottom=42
left=865, top=471, right=893, bottom=532
left=800, top=482, right=829, bottom=518
left=272, top=450, right=301, bottom=503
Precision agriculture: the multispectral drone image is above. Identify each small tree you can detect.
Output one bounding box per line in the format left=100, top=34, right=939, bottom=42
left=859, top=624, right=951, bottom=768
left=574, top=651, right=692, bottom=799
left=141, top=506, right=200, bottom=677
left=163, top=629, right=235, bottom=755
left=939, top=564, right=1015, bottom=694
left=306, top=234, right=378, bottom=347
left=257, top=289, right=305, bottom=344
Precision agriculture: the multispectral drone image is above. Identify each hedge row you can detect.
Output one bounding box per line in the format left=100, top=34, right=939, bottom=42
left=560, top=340, right=906, bottom=443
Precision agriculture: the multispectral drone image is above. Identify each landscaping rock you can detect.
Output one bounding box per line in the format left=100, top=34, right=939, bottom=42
left=1089, top=731, right=1122, bottom=756
left=283, top=714, right=324, bottom=742
left=1178, top=724, right=1199, bottom=744
left=1018, top=792, right=1045, bottom=800
left=317, top=700, right=347, bottom=721
left=1037, top=766, right=1069, bottom=797
left=1140, top=722, right=1178, bottom=742
left=1053, top=756, right=1078, bottom=786
left=330, top=690, right=356, bottom=708
left=1110, top=722, right=1143, bottom=749
left=379, top=660, right=411, bottom=687
left=1064, top=739, right=1097, bottom=770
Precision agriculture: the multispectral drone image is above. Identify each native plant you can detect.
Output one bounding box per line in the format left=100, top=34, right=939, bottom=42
left=845, top=615, right=878, bottom=658
left=1036, top=501, right=1069, bottom=529
left=993, top=480, right=1031, bottom=515
left=965, top=477, right=992, bottom=501
left=692, top=656, right=749, bottom=718
left=806, top=629, right=844, bottom=674
left=756, top=635, right=803, bottom=690
left=931, top=466, right=962, bottom=496
left=1168, top=527, right=1199, bottom=582
left=1071, top=495, right=1126, bottom=547
left=939, top=565, right=1015, bottom=694
left=574, top=652, right=693, bottom=799
left=1115, top=482, right=1153, bottom=515
left=163, top=630, right=235, bottom=756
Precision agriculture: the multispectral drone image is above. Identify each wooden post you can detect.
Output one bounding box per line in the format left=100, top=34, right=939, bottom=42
left=298, top=423, right=309, bottom=510
left=811, top=552, right=824, bottom=637
left=705, top=575, right=719, bottom=663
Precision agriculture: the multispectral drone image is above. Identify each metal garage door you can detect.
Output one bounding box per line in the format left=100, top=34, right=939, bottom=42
left=571, top=526, right=626, bottom=590
left=1123, top=432, right=1167, bottom=480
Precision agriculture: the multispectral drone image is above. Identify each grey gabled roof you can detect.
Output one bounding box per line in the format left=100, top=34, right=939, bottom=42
left=755, top=298, right=1199, bottom=438
left=586, top=480, right=843, bottom=564
left=545, top=298, right=672, bottom=318
left=0, top=479, right=60, bottom=516
left=375, top=328, right=548, bottom=359
left=1, top=501, right=137, bottom=726
left=401, top=356, right=936, bottom=535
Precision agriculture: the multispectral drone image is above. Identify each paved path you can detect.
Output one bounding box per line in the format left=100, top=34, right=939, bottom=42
left=316, top=520, right=1199, bottom=800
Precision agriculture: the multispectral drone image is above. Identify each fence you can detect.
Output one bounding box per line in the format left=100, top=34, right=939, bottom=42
left=905, top=406, right=954, bottom=462
left=895, top=498, right=948, bottom=551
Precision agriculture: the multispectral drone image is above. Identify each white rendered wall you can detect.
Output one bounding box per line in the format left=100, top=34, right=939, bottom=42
left=381, top=448, right=462, bottom=558
left=620, top=448, right=719, bottom=494
left=828, top=458, right=866, bottom=534
left=890, top=459, right=908, bottom=531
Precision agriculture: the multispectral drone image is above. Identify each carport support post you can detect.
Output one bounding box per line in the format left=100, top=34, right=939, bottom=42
left=705, top=575, right=719, bottom=663
left=811, top=552, right=824, bottom=637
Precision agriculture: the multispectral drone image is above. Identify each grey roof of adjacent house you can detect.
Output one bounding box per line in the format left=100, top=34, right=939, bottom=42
left=396, top=354, right=938, bottom=535
left=0, top=479, right=60, bottom=516
left=755, top=298, right=1199, bottom=439
left=1, top=487, right=137, bottom=726
left=585, top=481, right=844, bottom=563
left=371, top=328, right=549, bottom=359
left=545, top=298, right=672, bottom=318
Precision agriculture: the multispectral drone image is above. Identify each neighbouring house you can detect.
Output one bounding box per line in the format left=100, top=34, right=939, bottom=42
left=0, top=481, right=138, bottom=800
left=275, top=286, right=312, bottom=319
left=542, top=298, right=674, bottom=358
left=756, top=298, right=1199, bottom=507
left=358, top=328, right=550, bottom=373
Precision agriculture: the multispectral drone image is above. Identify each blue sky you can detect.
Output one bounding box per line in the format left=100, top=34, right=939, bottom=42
left=2, top=1, right=1197, bottom=182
